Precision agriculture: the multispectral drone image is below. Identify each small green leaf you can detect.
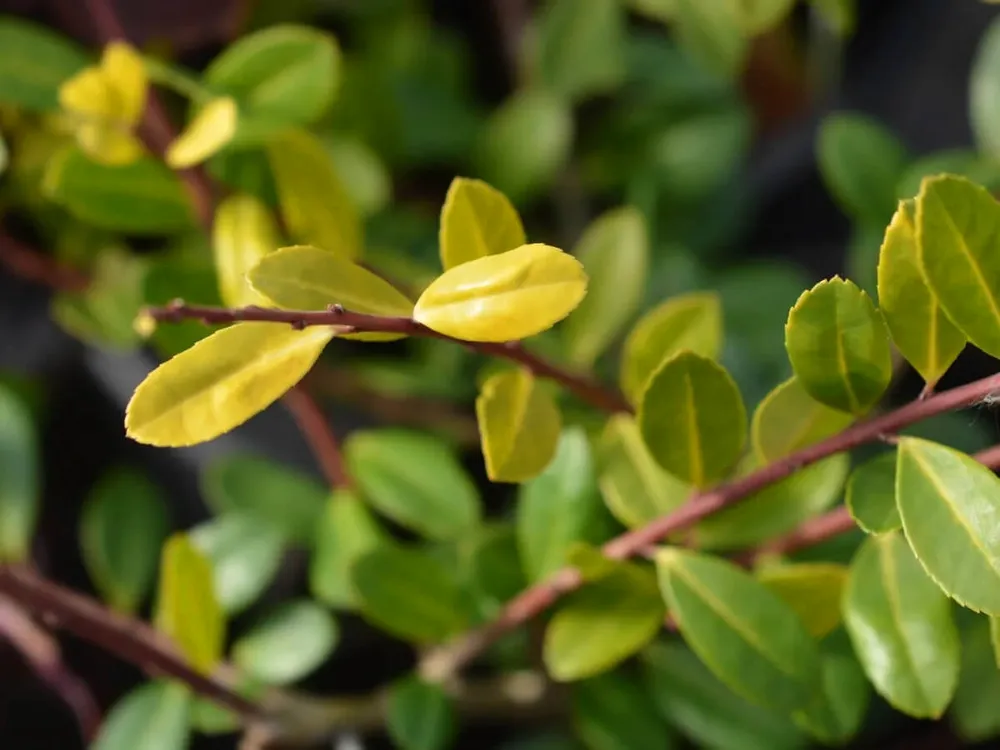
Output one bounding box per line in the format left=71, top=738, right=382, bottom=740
left=572, top=670, right=675, bottom=750
left=350, top=544, right=468, bottom=643
left=757, top=563, right=848, bottom=639
left=785, top=277, right=892, bottom=414
left=597, top=413, right=690, bottom=529
left=517, top=428, right=603, bottom=582
left=0, top=384, right=38, bottom=563
left=750, top=376, right=854, bottom=463
left=142, top=252, right=223, bottom=358
left=952, top=616, right=1000, bottom=742
left=877, top=200, right=965, bottom=386
left=326, top=134, right=390, bottom=216
left=656, top=548, right=822, bottom=713
left=792, top=648, right=870, bottom=745
left=310, top=490, right=386, bottom=610
left=232, top=600, right=338, bottom=685
left=44, top=149, right=196, bottom=234
left=466, top=523, right=527, bottom=615
left=915, top=174, right=1000, bottom=360
left=565, top=542, right=619, bottom=583
left=843, top=531, right=959, bottom=718
left=896, top=437, right=1000, bottom=614
left=563, top=206, right=649, bottom=367
left=439, top=176, right=526, bottom=271
left=620, top=291, right=723, bottom=406
left=638, top=351, right=746, bottom=487
left=212, top=193, right=280, bottom=308
left=201, top=455, right=327, bottom=545
left=155, top=534, right=225, bottom=674
left=190, top=513, right=284, bottom=615
left=674, top=0, right=748, bottom=78
left=476, top=368, right=561, bottom=483
left=80, top=467, right=168, bottom=613
left=346, top=429, right=480, bottom=540
left=896, top=149, right=1000, bottom=200
left=845, top=451, right=900, bottom=534
left=971, top=15, right=1000, bottom=162
left=190, top=696, right=240, bottom=736
left=545, top=562, right=664, bottom=681
left=386, top=677, right=456, bottom=750
left=817, top=113, right=908, bottom=224
left=0, top=17, right=88, bottom=111
left=536, top=0, right=627, bottom=102
left=92, top=681, right=191, bottom=750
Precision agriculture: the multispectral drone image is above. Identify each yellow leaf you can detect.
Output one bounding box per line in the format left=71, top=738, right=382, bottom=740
left=212, top=193, right=280, bottom=307
left=58, top=68, right=113, bottom=120
left=439, top=177, right=526, bottom=270
left=166, top=97, right=238, bottom=169
left=248, top=244, right=414, bottom=342
left=476, top=368, right=561, bottom=482
left=75, top=120, right=145, bottom=166
left=266, top=128, right=361, bottom=260
left=413, top=243, right=587, bottom=342
left=100, top=41, right=147, bottom=125
left=125, top=322, right=334, bottom=447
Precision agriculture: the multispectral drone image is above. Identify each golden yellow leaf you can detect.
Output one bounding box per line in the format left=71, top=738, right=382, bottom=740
left=439, top=177, right=526, bottom=270
left=413, top=243, right=587, bottom=342
left=166, top=97, right=238, bottom=169
left=212, top=193, right=280, bottom=307
left=125, top=322, right=334, bottom=447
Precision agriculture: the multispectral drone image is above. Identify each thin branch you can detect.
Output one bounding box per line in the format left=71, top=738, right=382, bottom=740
left=0, top=231, right=90, bottom=292
left=147, top=301, right=633, bottom=414
left=418, top=369, right=1000, bottom=678
left=282, top=385, right=354, bottom=491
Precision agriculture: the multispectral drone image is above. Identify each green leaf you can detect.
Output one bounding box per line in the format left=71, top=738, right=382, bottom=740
left=80, top=468, right=168, bottom=613
left=792, top=648, right=870, bottom=744
left=476, top=368, right=561, bottom=483
left=326, top=134, right=391, bottom=216
left=517, top=428, right=603, bottom=582
left=751, top=376, right=854, bottom=462
left=817, top=113, right=908, bottom=224
left=620, top=291, right=723, bottom=406
left=896, top=149, right=1000, bottom=203
left=190, top=696, right=240, bottom=736
left=878, top=200, right=966, bottom=386
left=0, top=17, right=88, bottom=111
left=310, top=490, right=386, bottom=610
left=346, top=429, right=480, bottom=540
left=386, top=677, right=456, bottom=750
left=952, top=616, right=1000, bottom=742
left=563, top=206, right=649, bottom=367
left=638, top=351, right=746, bottom=487
left=92, top=681, right=191, bottom=750
left=266, top=127, right=361, bottom=259
left=846, top=451, right=900, bottom=534
left=915, top=174, right=1000, bottom=360
left=674, top=0, right=748, bottom=78
left=536, top=0, right=627, bottom=101
left=545, top=562, right=664, bottom=681
left=571, top=670, right=674, bottom=750
left=232, top=600, right=338, bottom=685
left=142, top=252, right=223, bottom=358
left=126, top=322, right=334, bottom=447
left=844, top=531, right=959, bottom=718
left=439, top=176, right=526, bottom=271
left=44, top=149, right=197, bottom=234
left=971, top=15, right=1000, bottom=162
left=597, top=413, right=690, bottom=529
left=413, top=243, right=587, bottom=343
left=991, top=616, right=1000, bottom=668
left=205, top=24, right=341, bottom=135
left=0, top=384, right=38, bottom=563
left=350, top=543, right=468, bottom=643
left=190, top=513, right=284, bottom=615
left=474, top=88, right=573, bottom=204
left=896, top=437, right=1000, bottom=614
left=212, top=193, right=280, bottom=308
left=642, top=641, right=806, bottom=750
left=201, top=454, right=327, bottom=545
left=467, top=524, right=527, bottom=614
left=656, top=548, right=822, bottom=713
left=757, top=563, right=847, bottom=639
left=785, top=277, right=892, bottom=414
left=693, top=454, right=848, bottom=550
left=155, top=534, right=225, bottom=674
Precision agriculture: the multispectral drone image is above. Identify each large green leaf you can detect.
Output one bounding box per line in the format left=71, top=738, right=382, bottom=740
left=466, top=523, right=527, bottom=616
left=80, top=467, right=168, bottom=613
left=44, top=149, right=196, bottom=234
left=784, top=277, right=892, bottom=414
left=517, top=428, right=604, bottom=582
left=896, top=437, right=1000, bottom=614
left=386, top=677, right=456, bottom=750
left=0, top=17, right=88, bottom=111
left=0, top=384, right=38, bottom=562
left=843, top=531, right=959, bottom=718
left=92, top=681, right=191, bottom=750
left=438, top=176, right=525, bottom=270
left=971, top=15, right=1000, bottom=162
left=673, top=0, right=748, bottom=78
left=638, top=351, right=746, bottom=487
left=232, top=600, right=338, bottom=685
left=952, top=616, right=1000, bottom=742
left=346, top=429, right=480, bottom=540
left=792, top=646, right=871, bottom=745
left=571, top=671, right=675, bottom=750
left=757, top=563, right=847, bottom=639
left=544, top=562, right=664, bottom=682
left=877, top=200, right=965, bottom=386
left=563, top=206, right=649, bottom=367
left=536, top=0, right=627, bottom=101
left=750, top=376, right=854, bottom=463
left=656, top=548, right=822, bottom=714
left=845, top=450, right=900, bottom=534
left=915, top=174, right=1000, bottom=360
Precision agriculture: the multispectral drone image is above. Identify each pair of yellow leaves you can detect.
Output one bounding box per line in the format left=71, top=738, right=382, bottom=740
left=126, top=242, right=588, bottom=447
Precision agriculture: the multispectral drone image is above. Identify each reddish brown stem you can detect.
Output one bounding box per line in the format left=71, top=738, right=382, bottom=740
left=282, top=386, right=354, bottom=491
left=0, top=232, right=90, bottom=292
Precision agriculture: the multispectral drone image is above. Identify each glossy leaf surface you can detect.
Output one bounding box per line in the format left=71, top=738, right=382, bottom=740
left=439, top=177, right=525, bottom=271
